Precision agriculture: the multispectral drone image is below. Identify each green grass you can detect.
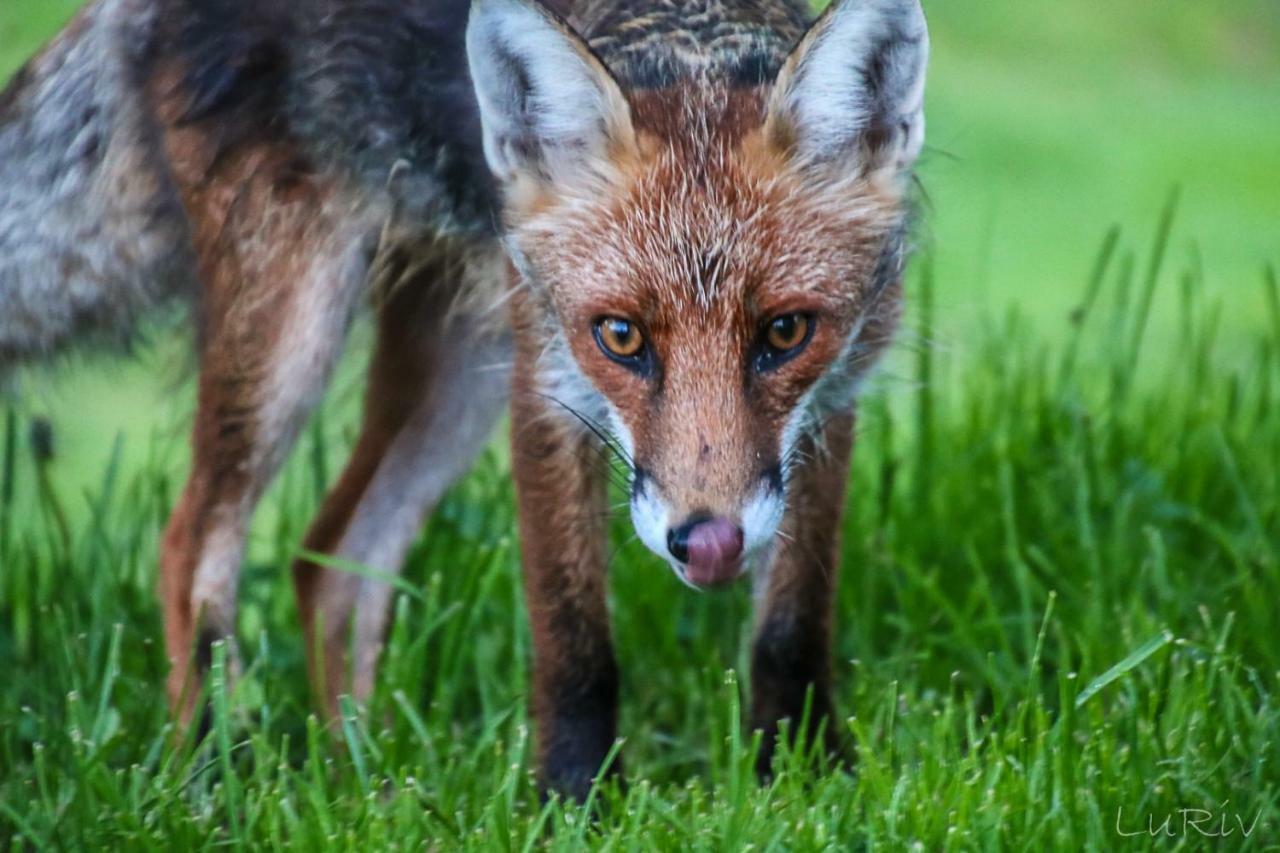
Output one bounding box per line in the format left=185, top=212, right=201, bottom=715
left=3, top=2, right=1280, bottom=849
left=3, top=226, right=1279, bottom=847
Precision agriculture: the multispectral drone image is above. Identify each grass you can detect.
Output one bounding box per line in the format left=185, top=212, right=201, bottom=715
left=2, top=221, right=1279, bottom=847
left=3, top=1, right=1280, bottom=849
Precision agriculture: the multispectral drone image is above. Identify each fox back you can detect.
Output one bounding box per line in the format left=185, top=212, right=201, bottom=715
left=0, top=0, right=194, bottom=366
left=0, top=0, right=500, bottom=370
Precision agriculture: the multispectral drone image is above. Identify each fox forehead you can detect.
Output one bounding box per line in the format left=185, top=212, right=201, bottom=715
left=512, top=85, right=907, bottom=323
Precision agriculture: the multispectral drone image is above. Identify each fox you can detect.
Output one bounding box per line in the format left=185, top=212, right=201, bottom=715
left=0, top=0, right=928, bottom=798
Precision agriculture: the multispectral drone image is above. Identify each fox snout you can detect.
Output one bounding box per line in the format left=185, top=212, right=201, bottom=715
left=631, top=461, right=786, bottom=589
left=667, top=516, right=744, bottom=587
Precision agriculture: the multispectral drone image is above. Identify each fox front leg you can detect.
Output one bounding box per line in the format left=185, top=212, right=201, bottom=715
left=750, top=412, right=855, bottom=779
left=510, top=329, right=621, bottom=800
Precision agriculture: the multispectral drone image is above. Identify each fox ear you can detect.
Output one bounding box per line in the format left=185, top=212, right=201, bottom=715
left=766, top=0, right=929, bottom=180
left=467, top=0, right=635, bottom=187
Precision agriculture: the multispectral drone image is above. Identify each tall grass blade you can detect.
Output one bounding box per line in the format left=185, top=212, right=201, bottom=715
left=0, top=407, right=14, bottom=547
left=209, top=641, right=244, bottom=841
left=1074, top=630, right=1173, bottom=709
left=1264, top=263, right=1280, bottom=346
left=296, top=548, right=425, bottom=602
left=1059, top=225, right=1120, bottom=387
left=339, top=694, right=372, bottom=795
left=1124, top=187, right=1179, bottom=378
left=915, top=255, right=935, bottom=514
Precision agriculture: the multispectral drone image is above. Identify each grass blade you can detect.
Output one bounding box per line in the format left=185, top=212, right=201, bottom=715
left=1074, top=630, right=1174, bottom=709
left=295, top=548, right=425, bottom=602
left=1124, top=187, right=1179, bottom=377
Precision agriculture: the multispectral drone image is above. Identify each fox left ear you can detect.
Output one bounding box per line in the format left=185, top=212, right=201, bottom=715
left=766, top=0, right=929, bottom=181
left=466, top=0, right=636, bottom=188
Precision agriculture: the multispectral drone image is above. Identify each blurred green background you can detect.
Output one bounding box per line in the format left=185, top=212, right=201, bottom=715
left=2, top=0, right=1278, bottom=520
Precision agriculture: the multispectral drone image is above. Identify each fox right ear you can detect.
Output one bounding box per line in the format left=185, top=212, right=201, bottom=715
left=466, top=0, right=636, bottom=188
left=765, top=0, right=929, bottom=182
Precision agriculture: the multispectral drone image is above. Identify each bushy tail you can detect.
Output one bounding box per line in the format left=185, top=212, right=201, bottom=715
left=0, top=0, right=194, bottom=370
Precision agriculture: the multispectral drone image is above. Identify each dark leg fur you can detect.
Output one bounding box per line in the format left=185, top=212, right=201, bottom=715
left=510, top=296, right=621, bottom=801
left=750, top=412, right=854, bottom=779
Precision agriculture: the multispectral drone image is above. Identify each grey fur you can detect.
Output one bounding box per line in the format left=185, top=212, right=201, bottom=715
left=575, top=0, right=812, bottom=88
left=0, top=0, right=497, bottom=373
left=0, top=0, right=196, bottom=369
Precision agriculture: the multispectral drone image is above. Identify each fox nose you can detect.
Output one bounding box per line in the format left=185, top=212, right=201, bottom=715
left=667, top=517, right=744, bottom=587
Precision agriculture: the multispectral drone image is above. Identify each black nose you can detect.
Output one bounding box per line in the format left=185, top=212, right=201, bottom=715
left=667, top=526, right=689, bottom=562
left=666, top=513, right=711, bottom=563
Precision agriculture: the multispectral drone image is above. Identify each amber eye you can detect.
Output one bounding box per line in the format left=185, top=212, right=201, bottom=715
left=765, top=313, right=811, bottom=353
left=595, top=317, right=645, bottom=361
left=755, top=313, right=814, bottom=373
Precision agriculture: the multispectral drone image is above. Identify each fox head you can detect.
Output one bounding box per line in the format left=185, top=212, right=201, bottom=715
left=467, top=0, right=928, bottom=587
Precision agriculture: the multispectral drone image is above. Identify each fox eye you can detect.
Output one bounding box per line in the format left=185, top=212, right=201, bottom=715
left=766, top=314, right=810, bottom=351
left=595, top=317, right=646, bottom=364
left=756, top=313, right=814, bottom=371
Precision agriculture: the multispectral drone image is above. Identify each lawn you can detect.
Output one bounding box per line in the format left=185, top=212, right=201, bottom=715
left=2, top=1, right=1279, bottom=849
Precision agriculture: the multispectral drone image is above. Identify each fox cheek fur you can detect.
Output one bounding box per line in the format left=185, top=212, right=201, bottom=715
left=471, top=0, right=928, bottom=793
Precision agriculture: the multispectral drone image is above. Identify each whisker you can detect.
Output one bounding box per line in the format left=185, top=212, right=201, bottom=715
left=606, top=533, right=642, bottom=571
left=534, top=391, right=636, bottom=470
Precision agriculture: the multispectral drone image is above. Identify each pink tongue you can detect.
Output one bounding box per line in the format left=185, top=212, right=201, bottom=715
left=684, top=519, right=745, bottom=587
